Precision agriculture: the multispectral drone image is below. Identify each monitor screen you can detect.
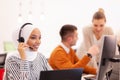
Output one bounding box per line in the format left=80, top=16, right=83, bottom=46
left=96, top=35, right=117, bottom=80
left=39, top=68, right=83, bottom=80
left=0, top=53, right=7, bottom=68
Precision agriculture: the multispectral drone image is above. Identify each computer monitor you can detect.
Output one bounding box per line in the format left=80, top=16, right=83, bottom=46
left=39, top=68, right=83, bottom=80
left=96, top=35, right=117, bottom=80
left=0, top=53, right=7, bottom=68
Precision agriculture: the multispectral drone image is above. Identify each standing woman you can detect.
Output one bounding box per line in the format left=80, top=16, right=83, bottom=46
left=3, top=23, right=52, bottom=80
left=76, top=8, right=114, bottom=68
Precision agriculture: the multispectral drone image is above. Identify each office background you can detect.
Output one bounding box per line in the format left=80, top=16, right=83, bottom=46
left=0, top=0, right=120, bottom=58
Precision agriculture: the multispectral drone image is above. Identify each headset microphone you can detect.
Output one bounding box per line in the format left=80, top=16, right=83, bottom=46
left=29, top=47, right=33, bottom=50
left=17, top=23, right=33, bottom=43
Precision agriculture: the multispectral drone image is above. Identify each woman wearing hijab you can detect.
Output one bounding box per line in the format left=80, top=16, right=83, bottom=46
left=3, top=23, right=52, bottom=80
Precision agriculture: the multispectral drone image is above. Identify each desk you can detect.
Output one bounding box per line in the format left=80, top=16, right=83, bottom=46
left=0, top=68, right=4, bottom=80
left=82, top=74, right=96, bottom=80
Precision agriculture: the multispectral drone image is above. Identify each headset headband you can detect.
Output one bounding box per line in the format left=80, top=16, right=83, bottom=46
left=18, top=23, right=33, bottom=43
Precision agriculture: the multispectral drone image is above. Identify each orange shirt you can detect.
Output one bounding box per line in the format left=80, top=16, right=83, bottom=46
left=48, top=45, right=96, bottom=74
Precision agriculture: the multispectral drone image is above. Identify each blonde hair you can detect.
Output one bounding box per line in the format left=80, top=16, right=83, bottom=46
left=98, top=8, right=104, bottom=13
left=92, top=8, right=106, bottom=22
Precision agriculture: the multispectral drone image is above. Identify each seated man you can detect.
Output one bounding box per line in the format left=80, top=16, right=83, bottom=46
left=48, top=24, right=99, bottom=74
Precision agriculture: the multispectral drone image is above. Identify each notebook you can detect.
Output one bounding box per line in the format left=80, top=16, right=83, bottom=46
left=40, top=68, right=83, bottom=80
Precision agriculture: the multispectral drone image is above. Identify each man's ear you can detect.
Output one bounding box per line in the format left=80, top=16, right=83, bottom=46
left=67, top=36, right=72, bottom=42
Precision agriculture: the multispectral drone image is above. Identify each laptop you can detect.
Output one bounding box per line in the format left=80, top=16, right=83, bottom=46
left=0, top=53, right=7, bottom=68
left=40, top=68, right=83, bottom=80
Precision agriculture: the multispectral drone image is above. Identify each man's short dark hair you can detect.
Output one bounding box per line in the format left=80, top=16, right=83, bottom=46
left=59, top=24, right=77, bottom=41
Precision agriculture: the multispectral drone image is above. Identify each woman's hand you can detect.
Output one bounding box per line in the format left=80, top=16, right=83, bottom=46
left=88, top=45, right=99, bottom=56
left=18, top=43, right=29, bottom=60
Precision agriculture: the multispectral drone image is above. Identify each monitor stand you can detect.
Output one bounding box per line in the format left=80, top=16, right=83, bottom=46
left=106, top=57, right=120, bottom=80
left=84, top=57, right=120, bottom=80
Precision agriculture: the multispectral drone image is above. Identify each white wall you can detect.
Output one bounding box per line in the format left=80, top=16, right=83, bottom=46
left=0, top=0, right=120, bottom=58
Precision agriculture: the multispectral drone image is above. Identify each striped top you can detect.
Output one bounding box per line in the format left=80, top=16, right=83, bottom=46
left=4, top=52, right=52, bottom=80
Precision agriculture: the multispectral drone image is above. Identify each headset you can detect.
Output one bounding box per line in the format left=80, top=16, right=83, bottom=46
left=17, top=23, right=33, bottom=43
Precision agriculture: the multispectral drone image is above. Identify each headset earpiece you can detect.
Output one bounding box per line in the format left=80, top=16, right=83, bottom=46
left=18, top=37, right=25, bottom=43
left=18, top=23, right=32, bottom=43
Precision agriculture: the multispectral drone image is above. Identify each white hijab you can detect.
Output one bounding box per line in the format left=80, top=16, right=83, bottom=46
left=12, top=24, right=35, bottom=47
left=10, top=23, right=38, bottom=61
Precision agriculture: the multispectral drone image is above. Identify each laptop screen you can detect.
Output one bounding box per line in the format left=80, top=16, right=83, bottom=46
left=39, top=68, right=83, bottom=80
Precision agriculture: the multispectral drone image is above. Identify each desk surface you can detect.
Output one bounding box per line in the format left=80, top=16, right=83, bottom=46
left=82, top=74, right=96, bottom=80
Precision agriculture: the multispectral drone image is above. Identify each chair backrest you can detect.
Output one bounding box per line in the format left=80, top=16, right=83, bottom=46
left=0, top=68, right=5, bottom=80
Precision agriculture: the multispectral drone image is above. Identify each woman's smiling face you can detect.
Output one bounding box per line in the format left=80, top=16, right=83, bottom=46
left=92, top=18, right=105, bottom=36
left=27, top=28, right=41, bottom=51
